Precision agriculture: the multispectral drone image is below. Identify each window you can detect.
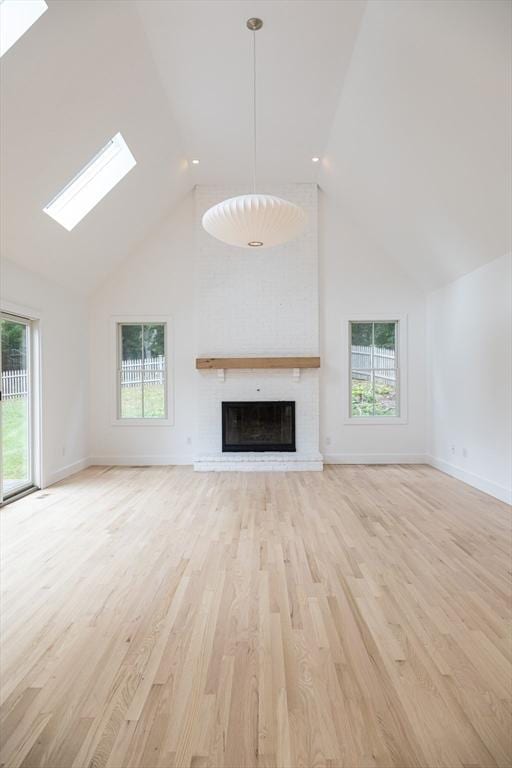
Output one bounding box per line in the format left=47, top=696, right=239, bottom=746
left=349, top=320, right=401, bottom=419
left=0, top=0, right=48, bottom=58
left=117, top=323, right=167, bottom=420
left=43, top=133, right=136, bottom=231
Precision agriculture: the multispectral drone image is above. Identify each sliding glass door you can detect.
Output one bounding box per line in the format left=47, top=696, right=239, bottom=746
left=1, top=313, right=34, bottom=501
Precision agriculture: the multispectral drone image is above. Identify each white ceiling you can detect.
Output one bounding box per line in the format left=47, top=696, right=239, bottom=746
left=0, top=0, right=510, bottom=294
left=0, top=0, right=189, bottom=293
left=0, top=0, right=364, bottom=293
left=135, top=0, right=365, bottom=187
left=320, top=0, right=511, bottom=290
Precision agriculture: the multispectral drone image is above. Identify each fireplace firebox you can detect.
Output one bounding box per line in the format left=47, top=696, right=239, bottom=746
left=222, top=401, right=296, bottom=452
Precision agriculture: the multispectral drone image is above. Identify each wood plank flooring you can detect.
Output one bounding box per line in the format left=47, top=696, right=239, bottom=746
left=0, top=464, right=510, bottom=768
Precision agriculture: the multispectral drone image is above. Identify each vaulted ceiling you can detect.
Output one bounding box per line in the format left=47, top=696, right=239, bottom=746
left=0, top=0, right=510, bottom=294
left=320, top=0, right=511, bottom=290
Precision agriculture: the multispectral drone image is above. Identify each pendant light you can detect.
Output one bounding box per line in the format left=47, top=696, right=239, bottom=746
left=202, top=18, right=306, bottom=249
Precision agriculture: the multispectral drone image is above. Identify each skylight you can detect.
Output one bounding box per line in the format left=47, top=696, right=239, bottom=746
left=0, top=0, right=48, bottom=57
left=43, top=133, right=136, bottom=231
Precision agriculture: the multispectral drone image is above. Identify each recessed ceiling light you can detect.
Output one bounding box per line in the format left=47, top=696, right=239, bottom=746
left=191, top=159, right=200, bottom=165
left=43, top=132, right=136, bottom=231
left=0, top=0, right=48, bottom=57
left=312, top=157, right=320, bottom=163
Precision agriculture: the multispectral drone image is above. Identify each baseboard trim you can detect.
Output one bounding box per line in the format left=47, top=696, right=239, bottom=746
left=44, top=458, right=91, bottom=488
left=89, top=455, right=193, bottom=467
left=324, top=453, right=428, bottom=465
left=427, top=456, right=512, bottom=505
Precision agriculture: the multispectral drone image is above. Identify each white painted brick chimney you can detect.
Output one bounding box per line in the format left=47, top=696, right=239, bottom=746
left=194, top=184, right=322, bottom=471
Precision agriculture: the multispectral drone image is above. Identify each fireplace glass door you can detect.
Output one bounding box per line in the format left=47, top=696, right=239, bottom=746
left=222, top=401, right=295, bottom=452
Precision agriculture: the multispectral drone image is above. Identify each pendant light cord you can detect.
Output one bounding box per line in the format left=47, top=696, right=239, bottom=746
left=252, top=29, right=257, bottom=194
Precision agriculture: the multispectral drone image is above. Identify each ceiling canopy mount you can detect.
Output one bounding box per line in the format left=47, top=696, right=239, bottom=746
left=246, top=17, right=263, bottom=31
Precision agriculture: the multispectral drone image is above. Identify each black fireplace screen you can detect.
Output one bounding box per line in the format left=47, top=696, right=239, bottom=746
left=222, top=401, right=296, bottom=452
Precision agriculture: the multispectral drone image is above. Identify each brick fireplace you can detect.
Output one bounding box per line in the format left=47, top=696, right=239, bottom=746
left=193, top=184, right=322, bottom=471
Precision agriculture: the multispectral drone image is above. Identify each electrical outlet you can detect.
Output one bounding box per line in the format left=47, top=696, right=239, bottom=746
left=186, top=436, right=192, bottom=445
left=450, top=444, right=456, bottom=455
left=462, top=447, right=468, bottom=458
left=325, top=436, right=332, bottom=446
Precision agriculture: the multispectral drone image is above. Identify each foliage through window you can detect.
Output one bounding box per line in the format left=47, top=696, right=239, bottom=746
left=350, top=321, right=399, bottom=417
left=118, top=323, right=167, bottom=419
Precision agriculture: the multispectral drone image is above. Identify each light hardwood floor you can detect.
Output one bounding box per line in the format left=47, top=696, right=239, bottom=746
left=0, top=465, right=511, bottom=768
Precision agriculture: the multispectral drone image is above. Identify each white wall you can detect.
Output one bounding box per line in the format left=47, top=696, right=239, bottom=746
left=7, top=189, right=507, bottom=504
left=427, top=253, right=512, bottom=503
left=319, top=191, right=427, bottom=462
left=89, top=186, right=428, bottom=467
left=89, top=193, right=196, bottom=464
left=0, top=258, right=89, bottom=486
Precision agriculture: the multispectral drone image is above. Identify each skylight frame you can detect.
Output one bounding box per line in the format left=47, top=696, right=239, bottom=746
left=0, top=0, right=48, bottom=58
left=43, top=132, right=136, bottom=231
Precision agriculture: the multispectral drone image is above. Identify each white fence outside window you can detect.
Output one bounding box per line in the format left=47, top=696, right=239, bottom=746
left=120, top=355, right=166, bottom=387
left=2, top=356, right=167, bottom=400
left=1, top=369, right=28, bottom=399
left=2, top=350, right=394, bottom=399
left=351, top=345, right=396, bottom=383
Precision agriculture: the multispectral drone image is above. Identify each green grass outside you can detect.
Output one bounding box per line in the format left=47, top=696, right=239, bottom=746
left=120, top=384, right=166, bottom=419
left=1, top=386, right=165, bottom=484
left=2, top=397, right=28, bottom=482
left=351, top=379, right=397, bottom=417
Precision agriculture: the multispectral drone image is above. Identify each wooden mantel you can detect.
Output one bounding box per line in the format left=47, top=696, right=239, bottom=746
left=196, top=356, right=320, bottom=370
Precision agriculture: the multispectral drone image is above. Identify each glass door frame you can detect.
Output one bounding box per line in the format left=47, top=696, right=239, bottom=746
left=1, top=309, right=41, bottom=504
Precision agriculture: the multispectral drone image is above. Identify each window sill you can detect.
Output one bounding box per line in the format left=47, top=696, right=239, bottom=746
left=111, top=418, right=174, bottom=427
left=344, top=417, right=408, bottom=426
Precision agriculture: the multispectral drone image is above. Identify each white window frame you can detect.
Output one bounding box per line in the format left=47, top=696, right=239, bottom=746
left=111, top=315, right=173, bottom=427
left=343, top=313, right=408, bottom=425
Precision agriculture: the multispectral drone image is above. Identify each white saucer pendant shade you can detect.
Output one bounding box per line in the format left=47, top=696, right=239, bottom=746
left=202, top=193, right=306, bottom=249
